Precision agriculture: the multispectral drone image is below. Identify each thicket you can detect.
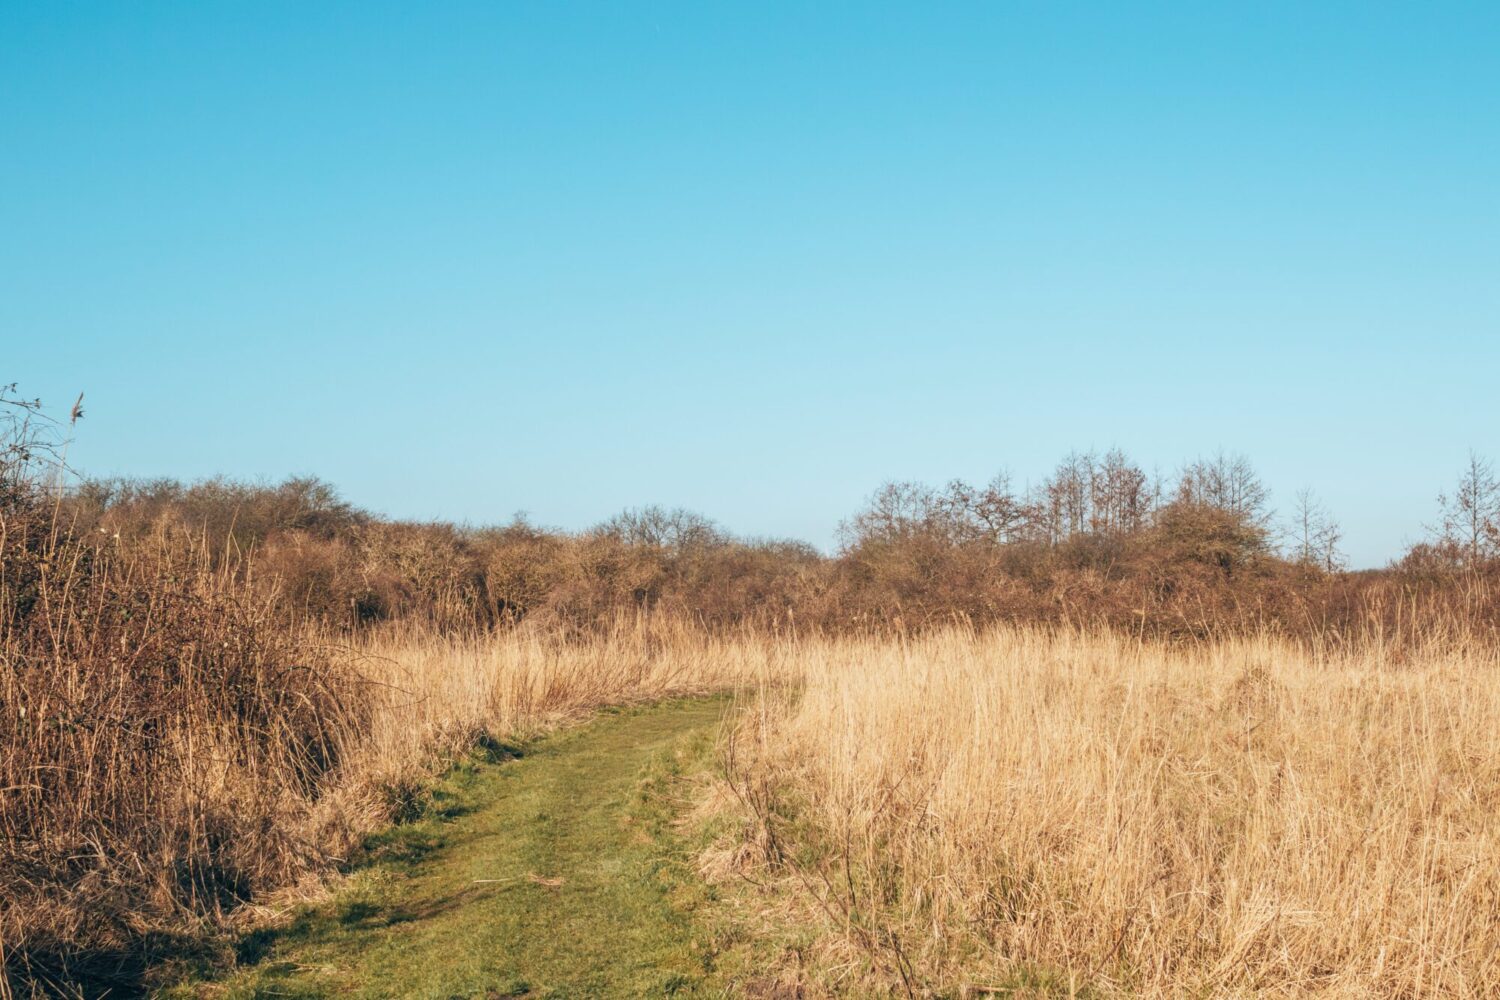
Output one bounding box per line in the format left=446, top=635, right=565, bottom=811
left=57, top=447, right=1500, bottom=642
left=1, top=390, right=369, bottom=996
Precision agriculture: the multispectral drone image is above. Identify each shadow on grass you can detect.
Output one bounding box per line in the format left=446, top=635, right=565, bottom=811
left=4, top=739, right=537, bottom=1000
left=197, top=737, right=541, bottom=993
left=5, top=930, right=229, bottom=1000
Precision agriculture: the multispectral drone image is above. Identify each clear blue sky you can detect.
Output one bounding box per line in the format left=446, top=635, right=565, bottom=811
left=3, top=3, right=1496, bottom=566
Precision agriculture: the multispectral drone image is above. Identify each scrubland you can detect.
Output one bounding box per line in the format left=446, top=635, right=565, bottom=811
left=8, top=573, right=1500, bottom=995
left=5, top=389, right=1500, bottom=996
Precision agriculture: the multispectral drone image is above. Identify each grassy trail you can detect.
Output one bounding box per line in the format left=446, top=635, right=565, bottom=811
left=185, top=698, right=741, bottom=999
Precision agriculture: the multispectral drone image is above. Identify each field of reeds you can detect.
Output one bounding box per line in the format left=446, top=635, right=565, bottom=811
left=721, top=627, right=1500, bottom=997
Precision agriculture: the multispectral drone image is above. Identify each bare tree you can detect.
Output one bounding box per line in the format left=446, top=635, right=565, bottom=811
left=1436, top=452, right=1500, bottom=568
left=971, top=472, right=1028, bottom=543
left=597, top=505, right=726, bottom=551
left=1, top=384, right=62, bottom=486
left=1041, top=451, right=1095, bottom=541
left=848, top=475, right=1038, bottom=550
left=840, top=482, right=939, bottom=548
left=1091, top=448, right=1150, bottom=536
left=1178, top=451, right=1272, bottom=527
left=927, top=473, right=1031, bottom=545
left=931, top=479, right=984, bottom=544
left=1289, top=487, right=1344, bottom=571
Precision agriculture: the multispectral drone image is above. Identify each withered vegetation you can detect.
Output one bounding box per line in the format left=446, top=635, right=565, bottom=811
left=2, top=385, right=1497, bottom=996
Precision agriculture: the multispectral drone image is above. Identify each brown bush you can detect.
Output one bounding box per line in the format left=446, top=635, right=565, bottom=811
left=1, top=437, right=369, bottom=994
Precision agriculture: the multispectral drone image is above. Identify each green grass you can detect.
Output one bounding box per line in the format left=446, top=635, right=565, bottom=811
left=167, top=697, right=761, bottom=999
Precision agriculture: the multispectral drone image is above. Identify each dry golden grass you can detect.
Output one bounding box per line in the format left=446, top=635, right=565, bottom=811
left=0, top=598, right=796, bottom=995
left=10, top=580, right=1500, bottom=998
left=724, top=627, right=1500, bottom=997
left=333, top=617, right=799, bottom=819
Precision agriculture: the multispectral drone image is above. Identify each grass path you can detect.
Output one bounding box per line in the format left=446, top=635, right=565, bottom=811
left=181, top=698, right=747, bottom=999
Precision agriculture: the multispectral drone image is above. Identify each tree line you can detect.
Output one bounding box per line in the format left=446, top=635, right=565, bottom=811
left=5, top=384, right=1499, bottom=638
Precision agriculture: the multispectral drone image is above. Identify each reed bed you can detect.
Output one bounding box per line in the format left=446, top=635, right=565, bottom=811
left=725, top=627, right=1500, bottom=997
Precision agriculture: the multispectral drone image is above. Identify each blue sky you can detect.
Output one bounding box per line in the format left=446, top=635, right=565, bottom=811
left=3, top=2, right=1496, bottom=566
